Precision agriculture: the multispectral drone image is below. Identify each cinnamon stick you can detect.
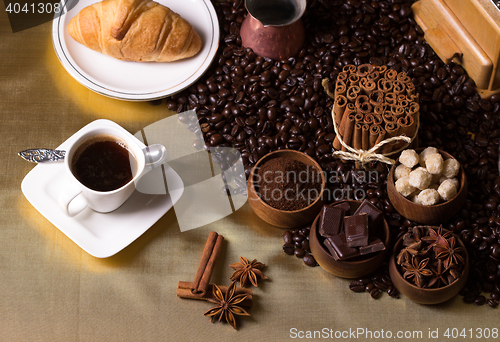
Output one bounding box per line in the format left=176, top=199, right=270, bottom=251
left=362, top=123, right=370, bottom=150
left=369, top=90, right=385, bottom=106
left=356, top=64, right=374, bottom=77
left=369, top=125, right=381, bottom=148
left=384, top=92, right=397, bottom=106
left=177, top=281, right=253, bottom=308
left=346, top=85, right=360, bottom=102
left=360, top=78, right=376, bottom=96
left=391, top=105, right=405, bottom=118
left=353, top=123, right=363, bottom=150
left=392, top=80, right=405, bottom=95
left=191, top=231, right=224, bottom=296
left=377, top=78, right=393, bottom=93
left=385, top=69, right=398, bottom=80
left=334, top=95, right=347, bottom=126
left=334, top=113, right=355, bottom=150
left=381, top=122, right=399, bottom=154
left=335, top=80, right=347, bottom=98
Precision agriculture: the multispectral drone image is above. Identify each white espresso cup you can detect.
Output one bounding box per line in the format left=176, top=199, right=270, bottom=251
left=59, top=120, right=166, bottom=216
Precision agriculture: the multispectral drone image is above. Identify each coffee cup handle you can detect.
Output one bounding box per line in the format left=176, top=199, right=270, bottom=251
left=59, top=184, right=88, bottom=217
left=143, top=144, right=167, bottom=170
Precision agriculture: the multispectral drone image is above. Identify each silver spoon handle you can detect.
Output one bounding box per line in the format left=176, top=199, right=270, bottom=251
left=18, top=149, right=66, bottom=163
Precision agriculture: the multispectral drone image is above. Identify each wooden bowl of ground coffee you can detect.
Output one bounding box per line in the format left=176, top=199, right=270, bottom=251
left=247, top=150, right=326, bottom=228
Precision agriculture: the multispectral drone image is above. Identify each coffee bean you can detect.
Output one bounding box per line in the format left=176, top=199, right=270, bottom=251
left=283, top=243, right=295, bottom=255
left=303, top=254, right=317, bottom=267
left=475, top=295, right=486, bottom=306
left=349, top=281, right=366, bottom=292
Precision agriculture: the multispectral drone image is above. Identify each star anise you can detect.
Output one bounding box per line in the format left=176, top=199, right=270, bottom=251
left=402, top=257, right=432, bottom=288
left=396, top=247, right=411, bottom=265
left=427, top=259, right=449, bottom=288
left=434, top=236, right=465, bottom=268
left=204, top=281, right=250, bottom=330
left=229, top=257, right=268, bottom=287
left=421, top=225, right=451, bottom=250
left=403, top=227, right=423, bottom=247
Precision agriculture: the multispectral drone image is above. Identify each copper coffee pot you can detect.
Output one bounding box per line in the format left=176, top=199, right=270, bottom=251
left=240, top=0, right=307, bottom=61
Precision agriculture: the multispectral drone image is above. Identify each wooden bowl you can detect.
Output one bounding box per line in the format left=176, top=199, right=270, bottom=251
left=309, top=200, right=390, bottom=279
left=387, top=149, right=467, bottom=225
left=388, top=230, right=469, bottom=305
left=247, top=150, right=326, bottom=228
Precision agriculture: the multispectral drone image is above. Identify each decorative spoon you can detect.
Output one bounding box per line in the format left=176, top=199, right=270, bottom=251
left=18, top=144, right=167, bottom=166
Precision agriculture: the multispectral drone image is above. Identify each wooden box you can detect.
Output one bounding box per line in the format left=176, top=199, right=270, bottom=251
left=412, top=0, right=500, bottom=98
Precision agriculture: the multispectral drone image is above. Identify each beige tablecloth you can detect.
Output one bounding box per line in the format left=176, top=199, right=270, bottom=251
left=0, top=8, right=497, bottom=342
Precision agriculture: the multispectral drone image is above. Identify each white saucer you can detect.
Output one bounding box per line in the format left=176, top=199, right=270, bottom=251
left=52, top=0, right=220, bottom=101
left=21, top=120, right=184, bottom=258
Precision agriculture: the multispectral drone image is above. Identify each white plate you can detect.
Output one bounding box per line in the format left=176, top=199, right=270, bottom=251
left=52, top=0, right=219, bottom=101
left=21, top=120, right=184, bottom=258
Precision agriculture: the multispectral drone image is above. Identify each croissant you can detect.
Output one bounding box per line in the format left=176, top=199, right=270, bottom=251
left=68, top=0, right=202, bottom=62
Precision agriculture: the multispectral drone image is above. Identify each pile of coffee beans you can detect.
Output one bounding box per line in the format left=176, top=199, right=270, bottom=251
left=282, top=226, right=318, bottom=267
left=349, top=268, right=399, bottom=299
left=167, top=0, right=500, bottom=307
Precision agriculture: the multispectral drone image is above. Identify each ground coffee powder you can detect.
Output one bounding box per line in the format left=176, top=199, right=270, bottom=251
left=257, top=157, right=322, bottom=211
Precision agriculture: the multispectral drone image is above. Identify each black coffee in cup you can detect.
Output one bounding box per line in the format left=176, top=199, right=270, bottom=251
left=71, top=134, right=137, bottom=191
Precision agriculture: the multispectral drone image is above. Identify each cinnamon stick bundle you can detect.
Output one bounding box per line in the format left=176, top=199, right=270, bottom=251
left=324, top=63, right=419, bottom=156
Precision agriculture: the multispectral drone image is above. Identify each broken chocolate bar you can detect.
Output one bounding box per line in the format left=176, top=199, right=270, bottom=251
left=319, top=205, right=345, bottom=237
left=324, top=233, right=360, bottom=260
left=344, top=213, right=369, bottom=247
left=333, top=201, right=352, bottom=215
left=352, top=200, right=383, bottom=231
left=359, top=238, right=386, bottom=255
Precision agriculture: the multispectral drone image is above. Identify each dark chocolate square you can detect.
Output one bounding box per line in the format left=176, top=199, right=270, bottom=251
left=353, top=199, right=383, bottom=231
left=344, top=213, right=369, bottom=247
left=333, top=201, right=352, bottom=215
left=324, top=233, right=360, bottom=260
left=359, top=238, right=386, bottom=255
left=319, top=205, right=345, bottom=237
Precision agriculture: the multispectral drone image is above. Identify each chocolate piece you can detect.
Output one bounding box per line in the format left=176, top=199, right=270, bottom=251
left=359, top=238, right=386, bottom=255
left=319, top=205, right=345, bottom=237
left=324, top=233, right=360, bottom=260
left=353, top=199, right=383, bottom=231
left=333, top=201, right=352, bottom=215
left=344, top=213, right=369, bottom=247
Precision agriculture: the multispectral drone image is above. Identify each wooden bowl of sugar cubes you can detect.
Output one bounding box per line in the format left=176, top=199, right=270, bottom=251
left=387, top=147, right=467, bottom=225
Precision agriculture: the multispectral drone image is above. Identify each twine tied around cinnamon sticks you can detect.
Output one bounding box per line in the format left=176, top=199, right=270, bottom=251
left=322, top=63, right=420, bottom=166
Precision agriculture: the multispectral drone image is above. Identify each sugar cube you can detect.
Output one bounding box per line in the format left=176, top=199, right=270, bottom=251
left=419, top=147, right=438, bottom=167
left=395, top=177, right=416, bottom=197
left=425, top=153, right=444, bottom=174
left=438, top=179, right=458, bottom=201
left=408, top=167, right=432, bottom=190
left=395, top=164, right=411, bottom=180
left=417, top=189, right=440, bottom=206
left=442, top=159, right=460, bottom=178
left=399, top=149, right=419, bottom=168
